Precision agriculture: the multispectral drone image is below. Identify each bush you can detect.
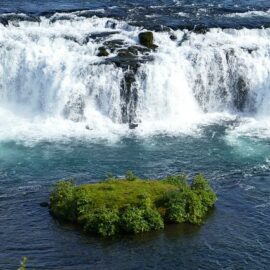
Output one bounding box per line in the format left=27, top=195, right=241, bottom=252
left=158, top=190, right=188, bottom=223
left=18, top=257, right=27, bottom=270
left=125, top=171, right=137, bottom=181
left=83, top=207, right=120, bottom=237
left=120, top=206, right=150, bottom=233
left=186, top=192, right=205, bottom=224
left=162, top=174, right=188, bottom=188
left=50, top=180, right=77, bottom=221
left=191, top=174, right=217, bottom=212
left=143, top=207, right=164, bottom=230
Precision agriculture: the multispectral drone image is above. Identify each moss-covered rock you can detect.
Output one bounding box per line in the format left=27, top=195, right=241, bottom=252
left=50, top=173, right=217, bottom=237
left=138, top=32, right=158, bottom=49
left=97, top=46, right=109, bottom=57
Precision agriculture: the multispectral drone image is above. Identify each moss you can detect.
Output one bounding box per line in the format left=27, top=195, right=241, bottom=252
left=50, top=173, right=217, bottom=237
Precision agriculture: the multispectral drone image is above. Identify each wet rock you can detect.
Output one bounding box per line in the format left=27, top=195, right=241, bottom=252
left=40, top=202, right=49, bottom=208
left=105, top=20, right=117, bottom=29
left=97, top=47, right=109, bottom=57
left=178, top=32, right=189, bottom=46
left=120, top=70, right=138, bottom=124
left=234, top=76, right=249, bottom=111
left=127, top=45, right=150, bottom=55
left=138, top=32, right=158, bottom=49
left=117, top=49, right=134, bottom=58
left=129, top=123, right=138, bottom=129
left=170, top=34, right=177, bottom=41
left=104, top=39, right=125, bottom=52
left=192, top=26, right=209, bottom=34
left=0, top=18, right=9, bottom=26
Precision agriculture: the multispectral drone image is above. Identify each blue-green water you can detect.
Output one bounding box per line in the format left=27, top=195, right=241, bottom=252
left=1, top=124, right=270, bottom=269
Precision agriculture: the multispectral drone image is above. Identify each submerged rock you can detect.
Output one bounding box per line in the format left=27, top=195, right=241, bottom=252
left=138, top=32, right=158, bottom=49
left=40, top=202, right=49, bottom=208
left=129, top=123, right=138, bottom=129
left=97, top=46, right=109, bottom=57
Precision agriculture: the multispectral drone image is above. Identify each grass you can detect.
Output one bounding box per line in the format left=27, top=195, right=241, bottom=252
left=50, top=172, right=217, bottom=237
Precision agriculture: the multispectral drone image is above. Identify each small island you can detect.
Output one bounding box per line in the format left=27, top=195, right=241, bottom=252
left=49, top=172, right=217, bottom=237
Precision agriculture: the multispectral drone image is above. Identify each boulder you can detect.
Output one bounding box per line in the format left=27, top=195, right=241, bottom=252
left=138, top=32, right=158, bottom=49
left=129, top=123, right=138, bottom=129
left=97, top=47, right=109, bottom=57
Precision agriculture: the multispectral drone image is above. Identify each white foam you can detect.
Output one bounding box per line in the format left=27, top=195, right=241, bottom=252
left=0, top=14, right=270, bottom=142
left=225, top=9, right=270, bottom=18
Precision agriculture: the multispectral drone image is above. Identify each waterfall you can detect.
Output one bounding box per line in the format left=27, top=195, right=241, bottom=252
left=0, top=12, right=270, bottom=141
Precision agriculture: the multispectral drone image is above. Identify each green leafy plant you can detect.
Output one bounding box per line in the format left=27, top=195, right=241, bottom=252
left=18, top=257, right=27, bottom=270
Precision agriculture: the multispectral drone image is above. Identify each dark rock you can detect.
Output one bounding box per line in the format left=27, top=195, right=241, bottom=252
left=83, top=31, right=120, bottom=44
left=138, top=32, right=158, bottom=49
left=97, top=47, right=109, bottom=57
left=105, top=20, right=117, bottom=29
left=192, top=26, right=209, bottom=34
left=40, top=202, right=49, bottom=207
left=234, top=76, right=249, bottom=111
left=178, top=32, right=189, bottom=46
left=129, top=123, right=138, bottom=129
left=120, top=70, right=138, bottom=124
left=104, top=39, right=125, bottom=52
left=170, top=34, right=177, bottom=41
left=0, top=18, right=9, bottom=27
left=85, top=125, right=93, bottom=130
left=127, top=45, right=150, bottom=55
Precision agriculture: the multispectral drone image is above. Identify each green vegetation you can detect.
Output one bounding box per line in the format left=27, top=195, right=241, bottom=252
left=18, top=257, right=27, bottom=270
left=50, top=172, right=217, bottom=237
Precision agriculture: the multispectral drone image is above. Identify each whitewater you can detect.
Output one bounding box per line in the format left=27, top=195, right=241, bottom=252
left=0, top=13, right=269, bottom=142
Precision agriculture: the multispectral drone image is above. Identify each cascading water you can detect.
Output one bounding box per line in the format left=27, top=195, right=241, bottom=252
left=0, top=12, right=270, bottom=141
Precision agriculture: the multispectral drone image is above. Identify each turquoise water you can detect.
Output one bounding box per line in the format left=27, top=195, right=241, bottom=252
left=1, top=124, right=270, bottom=269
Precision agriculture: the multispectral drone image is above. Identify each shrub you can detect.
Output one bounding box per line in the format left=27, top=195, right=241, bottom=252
left=158, top=190, right=188, bottom=223
left=162, top=174, right=188, bottom=188
left=191, top=174, right=217, bottom=212
left=83, top=207, right=120, bottom=237
left=120, top=206, right=150, bottom=233
left=50, top=180, right=77, bottom=221
left=18, top=257, right=27, bottom=270
left=186, top=192, right=205, bottom=224
left=125, top=171, right=137, bottom=181
left=143, top=207, right=164, bottom=230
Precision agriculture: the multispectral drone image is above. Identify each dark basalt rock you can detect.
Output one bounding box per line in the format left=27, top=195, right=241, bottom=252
left=120, top=70, right=138, bottom=124
left=129, top=123, right=138, bottom=129
left=178, top=32, right=189, bottom=46
left=192, top=26, right=209, bottom=34
left=40, top=202, right=49, bottom=207
left=138, top=31, right=158, bottom=49
left=104, top=39, right=125, bottom=52
left=233, top=76, right=249, bottom=111
left=127, top=45, right=150, bottom=55
left=105, top=20, right=117, bottom=29
left=2, top=14, right=40, bottom=23
left=170, top=34, right=177, bottom=41
left=97, top=46, right=109, bottom=57
left=0, top=18, right=8, bottom=26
